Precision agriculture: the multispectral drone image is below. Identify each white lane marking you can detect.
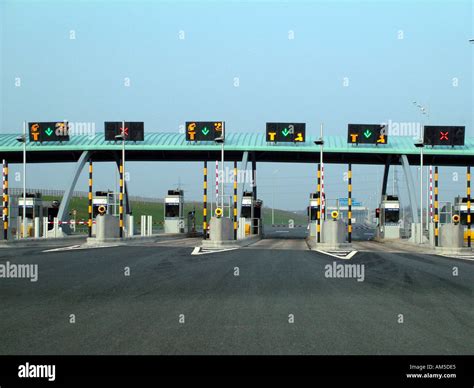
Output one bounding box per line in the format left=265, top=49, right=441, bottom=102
left=274, top=231, right=290, bottom=233
left=43, top=244, right=119, bottom=252
left=192, top=247, right=239, bottom=255
left=42, top=245, right=82, bottom=252
left=315, top=249, right=358, bottom=260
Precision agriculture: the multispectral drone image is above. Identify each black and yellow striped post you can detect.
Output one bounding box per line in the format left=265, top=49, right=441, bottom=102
left=233, top=161, right=238, bottom=240
left=88, top=159, right=93, bottom=238
left=467, top=166, right=471, bottom=248
left=317, top=163, right=321, bottom=243
left=434, top=166, right=439, bottom=247
left=2, top=160, right=8, bottom=240
left=348, top=163, right=352, bottom=243
left=119, top=159, right=124, bottom=238
left=203, top=161, right=208, bottom=240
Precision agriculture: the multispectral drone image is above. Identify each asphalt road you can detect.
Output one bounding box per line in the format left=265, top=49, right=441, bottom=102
left=0, top=235, right=472, bottom=355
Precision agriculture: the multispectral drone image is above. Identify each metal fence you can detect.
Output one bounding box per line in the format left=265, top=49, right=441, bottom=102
left=7, top=188, right=162, bottom=203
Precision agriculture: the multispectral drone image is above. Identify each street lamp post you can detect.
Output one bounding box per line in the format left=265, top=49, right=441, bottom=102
left=413, top=101, right=429, bottom=244
left=16, top=122, right=27, bottom=239
left=415, top=140, right=424, bottom=244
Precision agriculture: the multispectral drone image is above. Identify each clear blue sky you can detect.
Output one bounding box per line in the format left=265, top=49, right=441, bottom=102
left=0, top=0, right=473, bottom=211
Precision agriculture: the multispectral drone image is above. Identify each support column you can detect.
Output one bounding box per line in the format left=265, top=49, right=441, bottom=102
left=233, top=161, right=238, bottom=240
left=251, top=154, right=257, bottom=234
left=88, top=159, right=93, bottom=238
left=348, top=163, right=352, bottom=243
left=203, top=161, right=208, bottom=240
left=114, top=158, right=131, bottom=214
left=434, top=166, right=439, bottom=247
left=57, top=151, right=92, bottom=230
left=238, top=151, right=249, bottom=220
left=2, top=160, right=8, bottom=240
left=467, top=166, right=471, bottom=248
left=400, top=155, right=419, bottom=224
left=119, top=159, right=124, bottom=238
left=381, top=161, right=390, bottom=199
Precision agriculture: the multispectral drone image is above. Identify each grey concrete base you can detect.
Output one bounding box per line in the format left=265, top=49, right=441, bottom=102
left=306, top=237, right=352, bottom=251
left=209, top=217, right=233, bottom=241
left=201, top=235, right=261, bottom=249
left=376, top=225, right=401, bottom=240
left=95, top=214, right=120, bottom=241
left=0, top=235, right=87, bottom=248
left=439, top=223, right=464, bottom=248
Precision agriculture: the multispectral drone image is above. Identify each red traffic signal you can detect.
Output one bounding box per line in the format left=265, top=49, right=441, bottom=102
left=375, top=208, right=380, bottom=218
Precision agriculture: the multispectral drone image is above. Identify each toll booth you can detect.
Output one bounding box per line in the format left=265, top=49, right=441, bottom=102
left=452, top=196, right=474, bottom=241
left=91, top=191, right=119, bottom=235
left=376, top=195, right=401, bottom=239
left=92, top=191, right=117, bottom=217
left=239, top=191, right=263, bottom=236
left=164, top=189, right=185, bottom=234
left=18, top=193, right=43, bottom=237
left=308, top=192, right=320, bottom=237
left=44, top=200, right=60, bottom=231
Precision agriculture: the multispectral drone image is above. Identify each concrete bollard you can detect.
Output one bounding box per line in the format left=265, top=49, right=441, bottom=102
left=43, top=217, right=48, bottom=238
left=34, top=217, right=40, bottom=239
left=128, top=215, right=134, bottom=237
left=53, top=217, right=59, bottom=238
left=147, top=215, right=152, bottom=236
left=141, top=215, right=146, bottom=236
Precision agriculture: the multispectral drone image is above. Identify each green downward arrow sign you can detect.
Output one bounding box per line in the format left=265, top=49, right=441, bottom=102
left=363, top=129, right=372, bottom=139
left=282, top=128, right=290, bottom=137
left=45, top=127, right=53, bottom=136
left=202, top=127, right=209, bottom=136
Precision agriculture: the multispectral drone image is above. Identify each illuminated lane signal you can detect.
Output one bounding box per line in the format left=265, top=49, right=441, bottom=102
left=423, top=126, right=465, bottom=146
left=185, top=121, right=224, bottom=141
left=28, top=122, right=70, bottom=142
left=347, top=124, right=387, bottom=145
left=266, top=123, right=306, bottom=143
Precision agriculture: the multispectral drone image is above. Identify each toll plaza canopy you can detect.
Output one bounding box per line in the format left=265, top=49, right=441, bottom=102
left=0, top=133, right=473, bottom=166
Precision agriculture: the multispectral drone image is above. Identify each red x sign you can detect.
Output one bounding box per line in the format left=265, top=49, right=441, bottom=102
left=440, top=131, right=449, bottom=141
left=120, top=127, right=129, bottom=137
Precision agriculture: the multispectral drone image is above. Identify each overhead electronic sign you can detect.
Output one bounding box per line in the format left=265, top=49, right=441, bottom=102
left=423, top=126, right=465, bottom=146
left=347, top=124, right=387, bottom=144
left=28, top=122, right=69, bottom=142
left=266, top=123, right=305, bottom=143
left=104, top=122, right=144, bottom=141
left=185, top=121, right=224, bottom=141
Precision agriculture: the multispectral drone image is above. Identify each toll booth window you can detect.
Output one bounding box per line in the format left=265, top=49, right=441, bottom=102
left=19, top=207, right=34, bottom=219
left=241, top=206, right=251, bottom=218
left=385, top=209, right=400, bottom=223
left=310, top=207, right=317, bottom=221
left=165, top=204, right=180, bottom=218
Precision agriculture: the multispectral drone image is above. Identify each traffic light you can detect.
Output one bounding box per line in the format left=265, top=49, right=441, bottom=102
left=375, top=208, right=380, bottom=218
